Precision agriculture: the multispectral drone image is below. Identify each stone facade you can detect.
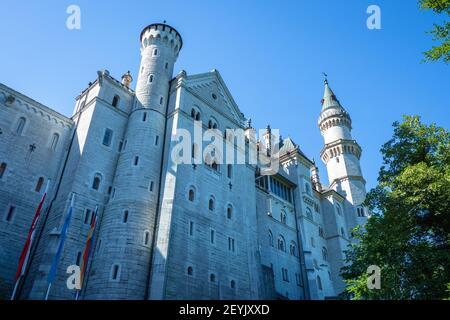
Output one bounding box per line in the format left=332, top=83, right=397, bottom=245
left=0, top=23, right=368, bottom=300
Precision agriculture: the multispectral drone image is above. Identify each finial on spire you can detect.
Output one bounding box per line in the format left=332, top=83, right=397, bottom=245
left=322, top=72, right=328, bottom=85
left=246, top=118, right=252, bottom=129
left=163, top=20, right=167, bottom=24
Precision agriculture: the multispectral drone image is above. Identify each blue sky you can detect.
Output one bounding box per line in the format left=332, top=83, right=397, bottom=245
left=0, top=0, right=448, bottom=190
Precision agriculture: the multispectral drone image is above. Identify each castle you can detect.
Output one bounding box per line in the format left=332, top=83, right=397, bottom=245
left=0, top=23, right=368, bottom=300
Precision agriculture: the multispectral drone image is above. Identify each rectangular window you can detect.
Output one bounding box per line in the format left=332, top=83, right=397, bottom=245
left=228, top=237, right=235, bottom=252
left=84, top=209, right=92, bottom=224
left=102, top=128, right=113, bottom=147
left=149, top=181, right=154, bottom=192
left=142, top=112, right=147, bottom=122
left=189, top=221, right=194, bottom=237
left=155, top=136, right=159, bottom=146
left=210, top=229, right=215, bottom=244
left=5, top=206, right=15, bottom=222
left=118, top=140, right=123, bottom=152
left=134, top=156, right=139, bottom=166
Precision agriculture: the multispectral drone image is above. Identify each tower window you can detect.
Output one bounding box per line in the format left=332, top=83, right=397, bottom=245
left=227, top=164, right=232, bottom=179
left=278, top=235, right=286, bottom=252
left=92, top=174, right=101, bottom=190
left=159, top=97, right=164, bottom=105
left=188, top=188, right=195, bottom=202
left=290, top=241, right=297, bottom=256
left=189, top=221, right=194, bottom=236
left=268, top=230, right=274, bottom=247
left=148, top=74, right=153, bottom=83
left=4, top=206, right=16, bottom=222
left=112, top=95, right=120, bottom=108
left=134, top=156, right=139, bottom=166
left=142, top=112, right=147, bottom=122
left=187, top=266, right=193, bottom=276
left=144, top=230, right=150, bottom=246
left=210, top=229, right=215, bottom=244
left=16, top=117, right=26, bottom=135
left=122, top=210, right=129, bottom=223
left=35, top=177, right=44, bottom=192
left=111, top=264, right=120, bottom=281
left=281, top=211, right=287, bottom=224
left=154, top=136, right=159, bottom=146
left=282, top=268, right=289, bottom=282
left=102, top=128, right=113, bottom=147
left=153, top=49, right=158, bottom=56
left=226, top=205, right=233, bottom=219
left=84, top=209, right=92, bottom=225
left=228, top=237, right=235, bottom=252
left=149, top=180, right=154, bottom=192
left=210, top=273, right=216, bottom=282
left=0, top=163, right=7, bottom=179
left=165, top=62, right=169, bottom=69
left=230, top=280, right=236, bottom=289
left=317, top=275, right=323, bottom=291
left=322, top=247, right=328, bottom=261
left=208, top=197, right=215, bottom=211
left=50, top=133, right=59, bottom=151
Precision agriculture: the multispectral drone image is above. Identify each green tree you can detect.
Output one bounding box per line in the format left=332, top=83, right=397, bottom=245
left=342, top=115, right=450, bottom=299
left=419, top=0, right=450, bottom=63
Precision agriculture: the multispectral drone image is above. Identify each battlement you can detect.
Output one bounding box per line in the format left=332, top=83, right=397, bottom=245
left=140, top=23, right=183, bottom=55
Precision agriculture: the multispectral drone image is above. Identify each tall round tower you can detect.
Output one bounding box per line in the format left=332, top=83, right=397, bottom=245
left=85, top=23, right=182, bottom=299
left=318, top=78, right=366, bottom=207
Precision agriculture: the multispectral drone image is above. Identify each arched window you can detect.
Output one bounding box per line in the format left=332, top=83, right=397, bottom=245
left=0, top=163, right=7, bottom=179
left=50, top=133, right=59, bottom=151
left=195, top=112, right=201, bottom=121
left=16, top=117, right=26, bottom=135
left=268, top=230, right=274, bottom=247
left=191, top=108, right=196, bottom=118
left=277, top=235, right=286, bottom=252
left=281, top=211, right=287, bottom=224
left=306, top=207, right=313, bottom=220
left=208, top=197, right=215, bottom=211
left=92, top=174, right=101, bottom=190
left=35, top=177, right=44, bottom=192
left=187, top=266, right=193, bottom=276
left=148, top=74, right=154, bottom=83
left=290, top=241, right=297, bottom=256
left=112, top=95, right=120, bottom=108
left=322, top=247, right=328, bottom=261
left=210, top=273, right=216, bottom=282
left=227, top=205, right=233, bottom=219
left=188, top=188, right=195, bottom=202
left=317, top=275, right=323, bottom=290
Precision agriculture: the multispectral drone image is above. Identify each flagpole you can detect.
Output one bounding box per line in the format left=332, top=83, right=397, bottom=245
left=10, top=276, right=21, bottom=300
left=44, top=282, right=52, bottom=300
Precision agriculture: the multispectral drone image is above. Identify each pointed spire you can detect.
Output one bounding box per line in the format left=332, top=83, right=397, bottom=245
left=321, top=76, right=343, bottom=111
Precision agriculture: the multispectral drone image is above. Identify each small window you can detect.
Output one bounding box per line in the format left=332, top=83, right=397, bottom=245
left=211, top=162, right=218, bottom=171
left=228, top=237, right=235, bottom=252
left=149, top=180, right=154, bottom=192
left=5, top=206, right=16, bottom=222
left=281, top=211, right=287, bottom=224
left=159, top=97, right=164, bottom=105
left=336, top=156, right=340, bottom=163
left=212, top=93, right=217, bottom=100
left=35, top=177, right=44, bottom=192
left=112, top=95, right=120, bottom=108
left=188, top=188, right=195, bottom=202
left=187, top=266, right=193, bottom=276
left=144, top=230, right=150, bottom=246
left=16, top=117, right=26, bottom=135
left=84, top=209, right=92, bottom=225
left=102, top=128, right=113, bottom=147
left=148, top=74, right=154, bottom=83
left=230, top=280, right=236, bottom=289
left=153, top=49, right=158, bottom=56
left=227, top=205, right=233, bottom=219
left=208, top=197, right=215, bottom=211
left=142, top=112, right=147, bottom=122
left=189, top=221, right=194, bottom=236
left=92, top=174, right=101, bottom=190
left=154, top=136, right=159, bottom=146
left=290, top=241, right=297, bottom=256
left=75, top=251, right=82, bottom=266
left=341, top=227, right=345, bottom=237
left=210, top=229, right=215, bottom=244
left=282, top=268, right=289, bottom=282
left=118, top=140, right=123, bottom=152
left=111, top=264, right=120, bottom=280
left=165, top=62, right=169, bottom=69
left=134, top=156, right=139, bottom=166
left=50, top=133, right=59, bottom=151
left=322, top=247, right=328, bottom=261
left=227, top=164, right=232, bottom=179
left=123, top=210, right=129, bottom=223
left=108, top=186, right=112, bottom=195
left=278, top=236, right=286, bottom=252
left=210, top=273, right=216, bottom=283
left=0, top=163, right=6, bottom=179
left=311, top=237, right=315, bottom=248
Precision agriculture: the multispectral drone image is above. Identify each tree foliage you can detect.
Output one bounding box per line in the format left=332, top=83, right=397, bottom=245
left=342, top=115, right=450, bottom=299
left=419, top=0, right=450, bottom=63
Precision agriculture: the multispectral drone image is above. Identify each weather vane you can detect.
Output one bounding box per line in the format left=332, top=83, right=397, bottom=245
left=322, top=72, right=328, bottom=84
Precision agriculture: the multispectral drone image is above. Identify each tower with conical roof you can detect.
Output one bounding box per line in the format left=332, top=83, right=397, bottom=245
left=318, top=78, right=366, bottom=207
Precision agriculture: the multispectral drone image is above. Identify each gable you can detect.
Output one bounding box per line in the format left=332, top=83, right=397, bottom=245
left=184, top=70, right=245, bottom=125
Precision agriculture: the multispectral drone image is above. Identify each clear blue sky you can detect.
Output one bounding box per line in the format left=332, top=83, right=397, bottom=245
left=1, top=0, right=448, bottom=190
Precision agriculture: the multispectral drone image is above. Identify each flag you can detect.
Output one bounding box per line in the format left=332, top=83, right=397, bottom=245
left=79, top=205, right=98, bottom=288
left=47, top=193, right=75, bottom=285
left=14, top=180, right=50, bottom=281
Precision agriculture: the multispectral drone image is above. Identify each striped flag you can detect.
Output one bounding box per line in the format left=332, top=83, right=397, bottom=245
left=79, top=205, right=98, bottom=289
left=46, top=193, right=75, bottom=287
left=14, top=180, right=50, bottom=281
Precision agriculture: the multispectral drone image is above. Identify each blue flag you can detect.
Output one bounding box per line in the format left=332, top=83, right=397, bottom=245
left=47, top=194, right=74, bottom=284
